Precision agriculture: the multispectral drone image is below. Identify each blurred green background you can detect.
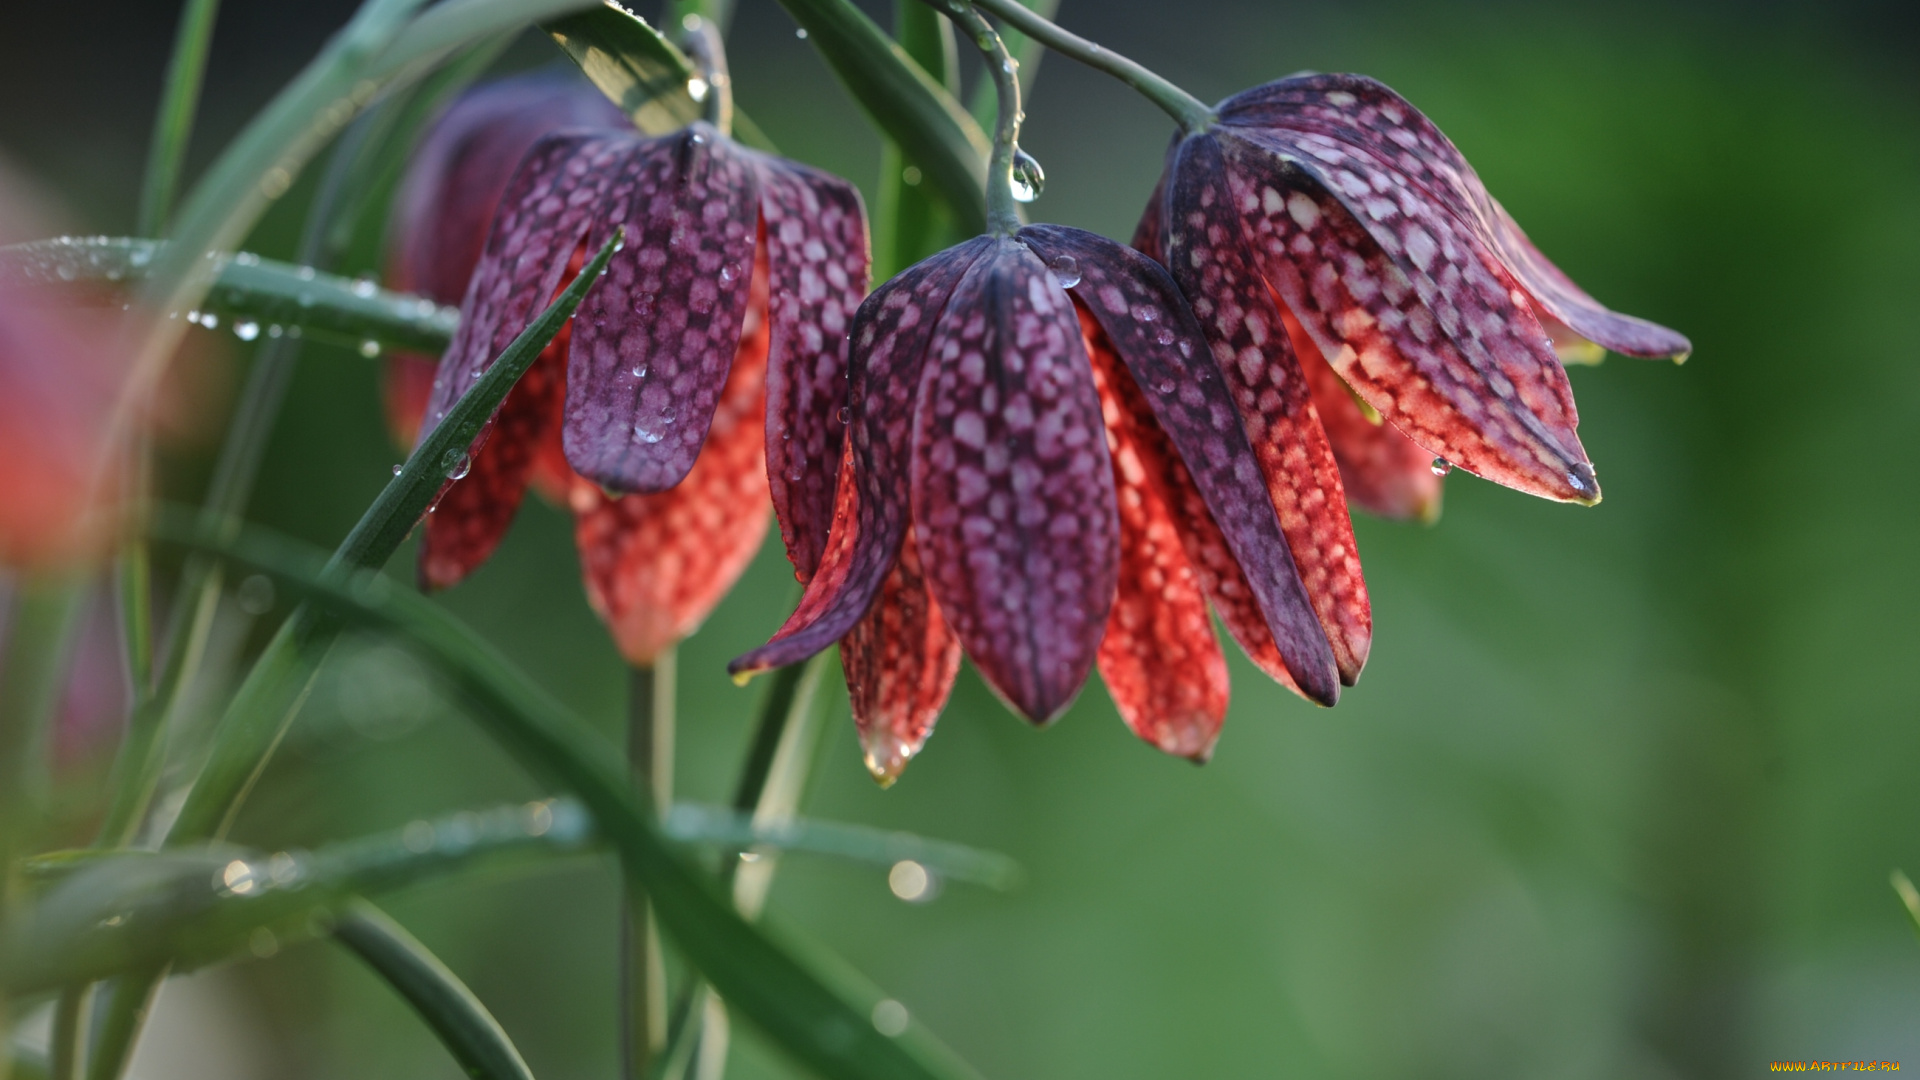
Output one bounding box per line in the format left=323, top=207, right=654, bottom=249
left=6, top=0, right=1920, bottom=1077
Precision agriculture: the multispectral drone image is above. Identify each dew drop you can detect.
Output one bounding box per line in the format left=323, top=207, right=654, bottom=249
left=689, top=130, right=707, bottom=145
left=1430, top=458, right=1453, bottom=476
left=55, top=263, right=75, bottom=281
left=351, top=275, right=378, bottom=298
left=359, top=339, right=381, bottom=358
left=1046, top=255, right=1080, bottom=288
left=1155, top=327, right=1175, bottom=346
left=632, top=364, right=648, bottom=378
left=234, top=320, right=260, bottom=341
left=836, top=406, right=851, bottom=424
left=660, top=405, right=677, bottom=424
left=1009, top=149, right=1045, bottom=203
left=1157, top=379, right=1175, bottom=394
left=266, top=324, right=284, bottom=338
left=794, top=27, right=808, bottom=38
left=632, top=296, right=653, bottom=318
left=634, top=424, right=664, bottom=444
left=199, top=312, right=220, bottom=330
left=391, top=463, right=404, bottom=477
left=900, top=165, right=922, bottom=186
left=687, top=77, right=710, bottom=102
left=719, top=262, right=738, bottom=283
left=440, top=448, right=471, bottom=480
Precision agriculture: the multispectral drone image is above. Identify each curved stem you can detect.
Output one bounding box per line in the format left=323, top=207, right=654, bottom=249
left=967, top=0, right=1214, bottom=133
left=623, top=653, right=675, bottom=1080
left=932, top=0, right=1022, bottom=235
left=676, top=14, right=734, bottom=136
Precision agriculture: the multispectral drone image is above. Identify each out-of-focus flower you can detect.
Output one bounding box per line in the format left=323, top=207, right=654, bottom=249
left=391, top=75, right=868, bottom=665
left=733, top=226, right=1339, bottom=782
left=1129, top=72, right=1691, bottom=689
left=0, top=162, right=138, bottom=570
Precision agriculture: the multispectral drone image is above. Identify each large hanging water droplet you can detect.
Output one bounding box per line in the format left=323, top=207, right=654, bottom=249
left=1010, top=149, right=1045, bottom=203
left=1430, top=458, right=1453, bottom=477
left=440, top=448, right=471, bottom=480
left=234, top=320, right=260, bottom=341
left=1047, top=255, right=1080, bottom=288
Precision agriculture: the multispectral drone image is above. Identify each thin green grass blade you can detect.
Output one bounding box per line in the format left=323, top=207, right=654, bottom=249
left=0, top=238, right=458, bottom=354
left=145, top=520, right=989, bottom=1080
left=334, top=901, right=539, bottom=1080
left=775, top=0, right=988, bottom=233
left=1894, top=870, right=1920, bottom=942
left=137, top=0, right=222, bottom=236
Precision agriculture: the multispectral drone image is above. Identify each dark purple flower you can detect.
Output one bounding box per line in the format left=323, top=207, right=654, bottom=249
left=410, top=95, right=869, bottom=594
left=733, top=226, right=1339, bottom=781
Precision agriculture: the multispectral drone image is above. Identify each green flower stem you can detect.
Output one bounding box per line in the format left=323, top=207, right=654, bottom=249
left=964, top=0, right=1056, bottom=132
left=0, top=238, right=459, bottom=355
left=624, top=654, right=675, bottom=1080
left=688, top=651, right=834, bottom=1080
left=966, top=0, right=1214, bottom=133
left=931, top=0, right=1023, bottom=235
left=137, top=0, right=223, bottom=236
left=334, top=902, right=539, bottom=1080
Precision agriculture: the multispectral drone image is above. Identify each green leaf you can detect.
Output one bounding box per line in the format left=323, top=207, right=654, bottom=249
left=334, top=902, right=540, bottom=1080
left=1894, top=870, right=1920, bottom=942
left=966, top=0, right=1058, bottom=131
left=775, top=0, right=989, bottom=234
left=872, top=2, right=960, bottom=278
left=146, top=518, right=989, bottom=1080
left=0, top=238, right=458, bottom=354
left=665, top=804, right=1020, bottom=891
left=1, top=801, right=597, bottom=992
left=543, top=3, right=775, bottom=150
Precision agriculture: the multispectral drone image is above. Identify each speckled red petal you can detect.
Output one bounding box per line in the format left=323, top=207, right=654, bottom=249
left=1282, top=304, right=1442, bottom=522
left=1216, top=129, right=1599, bottom=504
left=729, top=239, right=990, bottom=677
left=1164, top=135, right=1371, bottom=687
left=572, top=292, right=772, bottom=666
left=910, top=239, right=1119, bottom=724
left=562, top=124, right=761, bottom=494
left=1084, top=327, right=1229, bottom=760
left=416, top=335, right=567, bottom=591
left=1022, top=222, right=1338, bottom=704
left=841, top=532, right=960, bottom=786
left=1218, top=74, right=1688, bottom=360
left=418, top=133, right=606, bottom=453
left=755, top=155, right=870, bottom=579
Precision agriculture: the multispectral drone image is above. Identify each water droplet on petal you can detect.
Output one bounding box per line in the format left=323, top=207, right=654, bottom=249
left=719, top=262, right=738, bottom=283
left=687, top=77, right=710, bottom=102
left=1157, top=379, right=1175, bottom=394
left=1009, top=148, right=1045, bottom=203
left=689, top=130, right=707, bottom=145
left=1046, top=254, right=1080, bottom=288
left=660, top=406, right=677, bottom=424
left=836, top=406, right=851, bottom=424
left=234, top=320, right=260, bottom=341
left=634, top=424, right=664, bottom=444
left=199, top=312, right=219, bottom=330
left=1430, top=458, right=1453, bottom=476
left=1155, top=327, right=1175, bottom=346
left=632, top=364, right=648, bottom=378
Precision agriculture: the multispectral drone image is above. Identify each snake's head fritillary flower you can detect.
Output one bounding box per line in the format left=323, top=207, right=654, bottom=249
left=733, top=225, right=1340, bottom=783
left=384, top=69, right=625, bottom=449
left=1137, top=72, right=1689, bottom=519
left=394, top=76, right=868, bottom=666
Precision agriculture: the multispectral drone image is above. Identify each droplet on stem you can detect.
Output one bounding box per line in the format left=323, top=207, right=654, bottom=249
left=1010, top=149, right=1045, bottom=203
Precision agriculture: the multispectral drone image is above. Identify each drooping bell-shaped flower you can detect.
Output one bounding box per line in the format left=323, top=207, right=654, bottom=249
left=733, top=225, right=1339, bottom=781
left=1126, top=72, right=1691, bottom=691
left=389, top=74, right=868, bottom=665
left=1139, top=72, right=1690, bottom=513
